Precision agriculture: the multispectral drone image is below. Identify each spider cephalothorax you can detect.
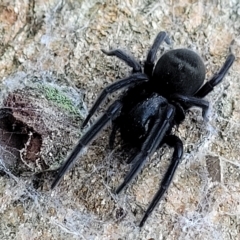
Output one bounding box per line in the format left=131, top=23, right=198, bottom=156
left=51, top=31, right=235, bottom=227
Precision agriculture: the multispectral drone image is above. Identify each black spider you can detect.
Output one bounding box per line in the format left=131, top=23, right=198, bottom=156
left=51, top=31, right=235, bottom=227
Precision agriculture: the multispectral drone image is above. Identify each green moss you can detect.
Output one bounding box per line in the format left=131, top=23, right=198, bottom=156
left=40, top=85, right=80, bottom=115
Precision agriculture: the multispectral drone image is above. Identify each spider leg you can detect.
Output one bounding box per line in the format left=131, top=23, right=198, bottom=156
left=144, top=31, right=171, bottom=76
left=170, top=94, right=209, bottom=119
left=51, top=100, right=122, bottom=189
left=194, top=53, right=235, bottom=98
left=81, top=73, right=148, bottom=128
left=109, top=121, right=120, bottom=149
left=101, top=49, right=142, bottom=73
left=115, top=104, right=175, bottom=194
left=139, top=135, right=183, bottom=227
left=172, top=102, right=186, bottom=124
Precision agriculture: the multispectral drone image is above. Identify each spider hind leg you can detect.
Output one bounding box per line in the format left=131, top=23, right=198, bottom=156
left=194, top=53, right=235, bottom=98
left=144, top=31, right=170, bottom=76
left=101, top=49, right=142, bottom=73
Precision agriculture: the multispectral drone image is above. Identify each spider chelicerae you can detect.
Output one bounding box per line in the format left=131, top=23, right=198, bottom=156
left=51, top=31, right=235, bottom=227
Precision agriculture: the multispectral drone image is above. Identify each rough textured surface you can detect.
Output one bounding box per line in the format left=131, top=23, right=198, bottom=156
left=0, top=0, right=239, bottom=239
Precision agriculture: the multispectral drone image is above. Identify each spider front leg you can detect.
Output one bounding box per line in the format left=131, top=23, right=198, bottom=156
left=116, top=104, right=175, bottom=194
left=51, top=100, right=122, bottom=189
left=194, top=53, right=235, bottom=98
left=139, top=135, right=183, bottom=227
left=144, top=31, right=171, bottom=76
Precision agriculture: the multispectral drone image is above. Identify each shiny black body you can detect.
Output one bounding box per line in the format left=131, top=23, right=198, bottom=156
left=51, top=31, right=235, bottom=227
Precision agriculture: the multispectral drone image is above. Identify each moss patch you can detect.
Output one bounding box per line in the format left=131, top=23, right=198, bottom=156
left=40, top=85, right=80, bottom=116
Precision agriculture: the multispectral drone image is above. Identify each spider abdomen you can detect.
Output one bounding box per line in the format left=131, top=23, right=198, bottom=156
left=153, top=49, right=206, bottom=97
